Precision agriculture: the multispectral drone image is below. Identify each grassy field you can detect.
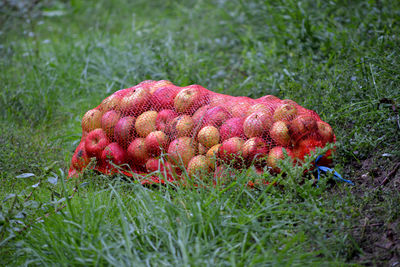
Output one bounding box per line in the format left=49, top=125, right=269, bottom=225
left=1, top=0, right=399, bottom=265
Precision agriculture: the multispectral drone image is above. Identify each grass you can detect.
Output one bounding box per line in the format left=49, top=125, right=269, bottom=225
left=1, top=0, right=399, bottom=265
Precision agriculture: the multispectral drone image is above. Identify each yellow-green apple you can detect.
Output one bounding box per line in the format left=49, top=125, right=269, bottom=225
left=101, top=142, right=127, bottom=170
left=270, top=120, right=291, bottom=146
left=316, top=121, right=334, bottom=144
left=167, top=137, right=197, bottom=167
left=101, top=110, right=121, bottom=140
left=218, top=137, right=245, bottom=166
left=149, top=80, right=173, bottom=95
left=85, top=128, right=110, bottom=158
left=206, top=144, right=221, bottom=169
left=151, top=85, right=181, bottom=110
left=138, top=80, right=156, bottom=86
left=173, top=85, right=208, bottom=114
left=114, top=116, right=136, bottom=148
left=220, top=117, right=245, bottom=141
left=81, top=109, right=102, bottom=133
left=119, top=86, right=152, bottom=115
left=187, top=155, right=211, bottom=178
left=289, top=115, right=317, bottom=141
left=202, top=106, right=231, bottom=127
left=100, top=94, right=121, bottom=113
left=242, top=137, right=269, bottom=167
left=246, top=103, right=273, bottom=117
left=127, top=138, right=149, bottom=164
left=135, top=110, right=158, bottom=137
left=267, top=146, right=294, bottom=173
left=273, top=103, right=298, bottom=122
left=166, top=115, right=194, bottom=138
left=243, top=111, right=273, bottom=138
left=71, top=141, right=90, bottom=171
left=197, top=125, right=220, bottom=148
left=145, top=131, right=168, bottom=156
left=155, top=109, right=178, bottom=132
left=229, top=101, right=251, bottom=118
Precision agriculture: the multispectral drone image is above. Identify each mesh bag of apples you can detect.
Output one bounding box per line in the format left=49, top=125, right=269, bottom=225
left=69, top=80, right=335, bottom=184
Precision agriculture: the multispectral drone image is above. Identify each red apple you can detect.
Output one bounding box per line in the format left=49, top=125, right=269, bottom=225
left=174, top=85, right=208, bottom=114
left=289, top=115, right=317, bottom=141
left=220, top=117, right=245, bottom=141
left=243, top=111, right=273, bottom=138
left=206, top=144, right=221, bottom=169
left=257, top=95, right=280, bottom=104
left=100, top=94, right=122, bottom=113
left=114, top=116, right=136, bottom=148
left=71, top=142, right=90, bottom=170
left=127, top=138, right=149, bottom=164
left=281, top=99, right=298, bottom=106
left=316, top=121, right=334, bottom=144
left=273, top=103, right=298, bottom=122
left=156, top=109, right=178, bottom=132
left=145, top=131, right=168, bottom=156
left=167, top=137, right=197, bottom=167
left=192, top=104, right=211, bottom=126
left=101, top=110, right=121, bottom=140
left=85, top=128, right=110, bottom=158
left=202, top=106, right=231, bottom=127
left=119, top=86, right=151, bottom=115
left=267, top=146, right=294, bottom=173
left=242, top=137, right=269, bottom=167
left=293, top=138, right=334, bottom=166
left=209, top=94, right=231, bottom=106
left=197, top=125, right=220, bottom=148
left=235, top=96, right=254, bottom=102
left=166, top=115, right=194, bottom=138
left=187, top=155, right=211, bottom=178
left=68, top=168, right=78, bottom=178
left=218, top=137, right=245, bottom=166
left=270, top=121, right=291, bottom=146
left=213, top=165, right=235, bottom=184
left=135, top=110, right=158, bottom=137
left=145, top=158, right=175, bottom=178
left=101, top=142, right=127, bottom=169
left=151, top=85, right=181, bottom=110
left=146, top=158, right=161, bottom=172
left=81, top=109, right=102, bottom=133
left=149, top=80, right=173, bottom=95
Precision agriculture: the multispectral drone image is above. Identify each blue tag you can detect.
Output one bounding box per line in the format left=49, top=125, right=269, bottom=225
left=315, top=155, right=354, bottom=185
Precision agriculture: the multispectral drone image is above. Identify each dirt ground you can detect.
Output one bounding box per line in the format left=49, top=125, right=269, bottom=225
left=348, top=153, right=400, bottom=265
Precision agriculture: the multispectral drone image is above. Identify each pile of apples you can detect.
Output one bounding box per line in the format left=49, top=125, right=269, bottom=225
left=69, top=80, right=335, bottom=182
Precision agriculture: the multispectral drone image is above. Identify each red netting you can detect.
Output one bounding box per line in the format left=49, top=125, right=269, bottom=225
left=69, top=80, right=336, bottom=182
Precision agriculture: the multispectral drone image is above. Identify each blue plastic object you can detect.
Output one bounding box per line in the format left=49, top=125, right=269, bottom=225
left=315, top=155, right=354, bottom=185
